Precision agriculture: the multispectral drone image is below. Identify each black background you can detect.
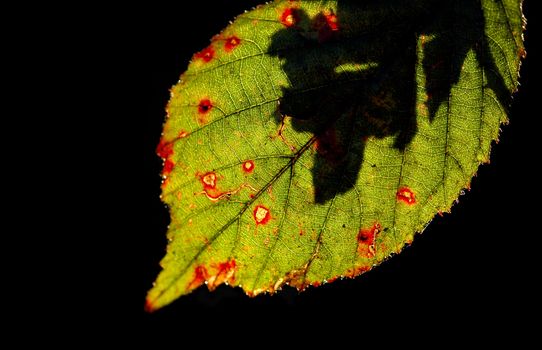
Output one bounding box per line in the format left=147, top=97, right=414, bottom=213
left=136, top=0, right=537, bottom=333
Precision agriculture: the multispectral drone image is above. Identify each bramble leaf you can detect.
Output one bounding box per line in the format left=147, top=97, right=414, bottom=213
left=146, top=0, right=525, bottom=311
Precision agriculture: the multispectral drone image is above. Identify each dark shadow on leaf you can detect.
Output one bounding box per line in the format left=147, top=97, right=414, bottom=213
left=268, top=0, right=511, bottom=203
left=423, top=0, right=512, bottom=121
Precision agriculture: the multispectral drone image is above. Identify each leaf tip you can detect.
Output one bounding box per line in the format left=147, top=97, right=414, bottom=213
left=144, top=298, right=156, bottom=313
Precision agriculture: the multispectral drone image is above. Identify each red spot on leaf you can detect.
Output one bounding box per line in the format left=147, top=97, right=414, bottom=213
left=253, top=205, right=271, bottom=225
left=357, top=222, right=382, bottom=258
left=162, top=159, right=175, bottom=176
left=200, top=172, right=217, bottom=190
left=195, top=46, right=215, bottom=62
left=281, top=8, right=300, bottom=27
left=324, top=12, right=339, bottom=31
left=225, top=36, right=241, bottom=52
left=313, top=10, right=340, bottom=42
left=216, top=260, right=236, bottom=281
left=156, top=140, right=173, bottom=159
left=188, top=265, right=209, bottom=289
left=207, top=259, right=237, bottom=290
left=242, top=160, right=255, bottom=173
left=178, top=130, right=189, bottom=139
left=198, top=99, right=213, bottom=114
left=198, top=172, right=228, bottom=200
left=197, top=99, right=213, bottom=124
left=217, top=259, right=236, bottom=271
left=420, top=34, right=427, bottom=47
left=397, top=187, right=416, bottom=205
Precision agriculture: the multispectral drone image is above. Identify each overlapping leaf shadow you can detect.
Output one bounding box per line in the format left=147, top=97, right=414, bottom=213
left=268, top=0, right=510, bottom=203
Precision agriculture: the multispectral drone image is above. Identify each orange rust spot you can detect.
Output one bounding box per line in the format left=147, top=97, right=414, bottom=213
left=208, top=259, right=237, bottom=290
left=324, top=12, right=339, bottom=31
left=242, top=160, right=255, bottom=173
left=178, top=130, right=189, bottom=139
left=195, top=46, right=215, bottom=62
left=225, top=36, right=241, bottom=52
left=313, top=10, right=340, bottom=42
left=253, top=205, right=271, bottom=225
left=197, top=172, right=227, bottom=200
left=397, top=187, right=416, bottom=205
left=280, top=8, right=299, bottom=27
left=200, top=172, right=217, bottom=189
left=161, top=177, right=170, bottom=189
left=357, top=222, right=382, bottom=258
left=345, top=266, right=371, bottom=278
left=216, top=259, right=236, bottom=278
left=188, top=265, right=209, bottom=289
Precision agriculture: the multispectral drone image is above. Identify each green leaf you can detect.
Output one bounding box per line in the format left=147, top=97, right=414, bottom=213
left=146, top=0, right=525, bottom=311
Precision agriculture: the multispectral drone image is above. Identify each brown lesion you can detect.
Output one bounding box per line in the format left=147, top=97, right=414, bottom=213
left=357, top=222, right=382, bottom=258
left=187, top=265, right=209, bottom=290
left=195, top=170, right=257, bottom=202
left=186, top=259, right=237, bottom=291
left=253, top=231, right=324, bottom=295
left=194, top=45, right=215, bottom=63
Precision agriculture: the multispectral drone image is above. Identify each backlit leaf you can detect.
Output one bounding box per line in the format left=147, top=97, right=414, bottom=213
left=146, top=0, right=525, bottom=311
